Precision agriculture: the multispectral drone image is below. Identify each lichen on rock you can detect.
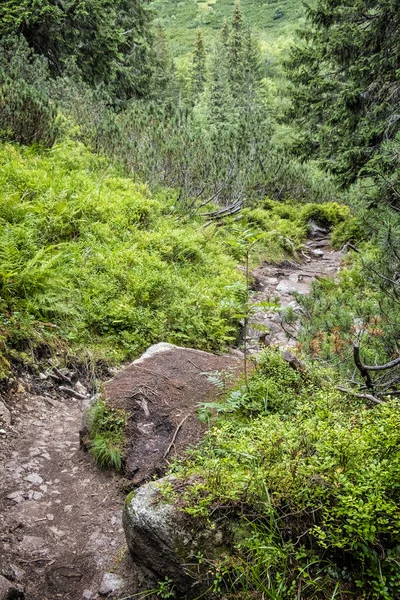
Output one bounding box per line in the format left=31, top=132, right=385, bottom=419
left=123, top=476, right=228, bottom=599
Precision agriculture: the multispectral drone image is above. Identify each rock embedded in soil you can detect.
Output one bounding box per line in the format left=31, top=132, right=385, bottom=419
left=100, top=343, right=243, bottom=485
left=0, top=574, right=24, bottom=599
left=0, top=402, right=11, bottom=428
left=123, top=477, right=227, bottom=599
left=98, top=572, right=124, bottom=596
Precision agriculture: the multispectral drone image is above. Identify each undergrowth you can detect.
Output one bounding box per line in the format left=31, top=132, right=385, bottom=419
left=0, top=139, right=350, bottom=379
left=170, top=349, right=400, bottom=599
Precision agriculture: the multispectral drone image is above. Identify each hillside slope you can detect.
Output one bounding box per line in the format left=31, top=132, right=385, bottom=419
left=150, top=0, right=305, bottom=57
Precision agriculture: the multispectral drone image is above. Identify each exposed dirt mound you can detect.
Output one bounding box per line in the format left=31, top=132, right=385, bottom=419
left=103, top=343, right=243, bottom=486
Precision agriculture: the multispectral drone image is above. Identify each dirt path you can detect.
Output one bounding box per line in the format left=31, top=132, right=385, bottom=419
left=0, top=234, right=342, bottom=600
left=0, top=379, right=138, bottom=600
left=247, top=235, right=342, bottom=350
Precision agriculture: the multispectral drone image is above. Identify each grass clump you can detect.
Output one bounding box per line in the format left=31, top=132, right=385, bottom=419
left=88, top=400, right=127, bottom=471
left=171, top=348, right=400, bottom=598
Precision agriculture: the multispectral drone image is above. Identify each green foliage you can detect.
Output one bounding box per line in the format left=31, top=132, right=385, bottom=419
left=89, top=400, right=127, bottom=471
left=0, top=0, right=155, bottom=101
left=172, top=349, right=400, bottom=598
left=287, top=0, right=400, bottom=184
left=0, top=140, right=248, bottom=373
left=0, top=36, right=59, bottom=146
left=299, top=202, right=350, bottom=228
left=149, top=0, right=305, bottom=59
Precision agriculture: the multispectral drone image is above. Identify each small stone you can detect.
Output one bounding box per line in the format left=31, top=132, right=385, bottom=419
left=0, top=401, right=11, bottom=427
left=24, top=473, right=43, bottom=485
left=8, top=564, right=25, bottom=582
left=6, top=491, right=24, bottom=501
left=39, top=373, right=47, bottom=380
left=75, top=381, right=88, bottom=397
left=32, top=492, right=43, bottom=501
left=0, top=573, right=24, bottom=599
left=20, top=535, right=46, bottom=553
left=82, top=590, right=93, bottom=599
left=46, top=514, right=54, bottom=521
left=49, top=526, right=66, bottom=539
left=0, top=429, right=7, bottom=436
left=310, top=248, right=324, bottom=258
left=99, top=573, right=124, bottom=596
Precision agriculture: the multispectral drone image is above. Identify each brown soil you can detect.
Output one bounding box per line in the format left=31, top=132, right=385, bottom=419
left=0, top=377, right=138, bottom=600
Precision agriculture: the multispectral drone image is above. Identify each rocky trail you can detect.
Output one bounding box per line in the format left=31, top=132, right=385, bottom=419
left=0, top=233, right=342, bottom=600
left=247, top=234, right=342, bottom=350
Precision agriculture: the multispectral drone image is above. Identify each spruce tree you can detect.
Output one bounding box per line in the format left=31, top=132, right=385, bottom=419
left=287, top=0, right=400, bottom=184
left=192, top=31, right=207, bottom=98
left=0, top=0, right=155, bottom=101
left=228, top=3, right=245, bottom=93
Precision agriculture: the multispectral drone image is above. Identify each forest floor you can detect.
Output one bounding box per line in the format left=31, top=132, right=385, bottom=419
left=0, top=234, right=342, bottom=600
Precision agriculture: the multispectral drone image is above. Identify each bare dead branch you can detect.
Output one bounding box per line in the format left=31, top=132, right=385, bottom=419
left=353, top=342, right=374, bottom=390
left=337, top=385, right=384, bottom=405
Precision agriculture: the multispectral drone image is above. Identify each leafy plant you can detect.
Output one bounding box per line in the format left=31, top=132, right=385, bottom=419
left=171, top=348, right=400, bottom=598
left=88, top=400, right=127, bottom=471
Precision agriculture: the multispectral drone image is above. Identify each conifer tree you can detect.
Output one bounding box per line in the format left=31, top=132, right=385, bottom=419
left=0, top=0, right=155, bottom=101
left=152, top=25, right=175, bottom=99
left=220, top=19, right=229, bottom=47
left=192, top=31, right=207, bottom=98
left=227, top=3, right=245, bottom=93
left=287, top=0, right=400, bottom=184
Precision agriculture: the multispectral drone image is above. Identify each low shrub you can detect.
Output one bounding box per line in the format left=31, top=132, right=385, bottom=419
left=172, top=349, right=400, bottom=598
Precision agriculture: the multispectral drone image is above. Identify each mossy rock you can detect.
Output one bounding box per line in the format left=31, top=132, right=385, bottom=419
left=123, top=476, right=228, bottom=598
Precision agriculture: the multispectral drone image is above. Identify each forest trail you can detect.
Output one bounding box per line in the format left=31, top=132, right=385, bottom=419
left=0, top=234, right=342, bottom=600
left=247, top=235, right=342, bottom=351
left=0, top=382, right=138, bottom=599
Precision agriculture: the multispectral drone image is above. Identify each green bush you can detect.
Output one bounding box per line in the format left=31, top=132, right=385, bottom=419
left=88, top=400, right=127, bottom=471
left=0, top=141, right=249, bottom=369
left=0, top=36, right=59, bottom=146
left=299, top=202, right=350, bottom=228
left=172, top=349, right=400, bottom=598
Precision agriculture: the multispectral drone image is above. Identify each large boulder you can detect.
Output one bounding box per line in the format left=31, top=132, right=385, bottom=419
left=102, top=343, right=243, bottom=484
left=123, top=476, right=227, bottom=599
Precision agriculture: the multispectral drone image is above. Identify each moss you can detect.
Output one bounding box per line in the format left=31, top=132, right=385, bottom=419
left=125, top=490, right=136, bottom=507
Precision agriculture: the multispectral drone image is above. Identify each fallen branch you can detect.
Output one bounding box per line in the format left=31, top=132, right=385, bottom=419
left=359, top=355, right=400, bottom=372
left=19, top=557, right=55, bottom=564
left=163, top=414, right=190, bottom=460
left=59, top=386, right=87, bottom=400
left=53, top=367, right=73, bottom=385
left=337, top=385, right=383, bottom=405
